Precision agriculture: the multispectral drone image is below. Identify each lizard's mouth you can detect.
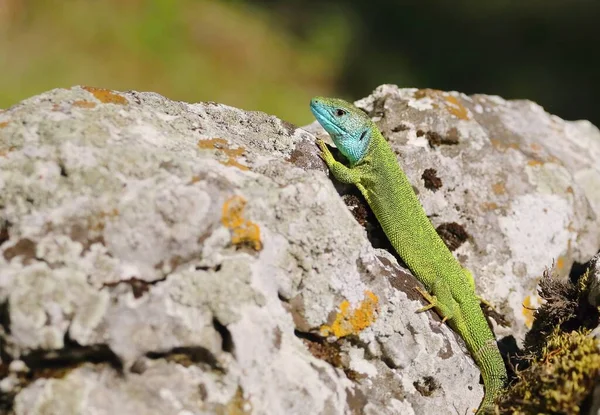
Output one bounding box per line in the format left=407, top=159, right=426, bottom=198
left=310, top=104, right=345, bottom=137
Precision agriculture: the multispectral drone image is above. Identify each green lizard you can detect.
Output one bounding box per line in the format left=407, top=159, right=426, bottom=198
left=310, top=96, right=507, bottom=414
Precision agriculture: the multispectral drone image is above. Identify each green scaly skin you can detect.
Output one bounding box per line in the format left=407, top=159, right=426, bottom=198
left=310, top=96, right=507, bottom=414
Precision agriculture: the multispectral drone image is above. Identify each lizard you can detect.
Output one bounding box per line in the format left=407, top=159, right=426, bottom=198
left=310, top=96, right=507, bottom=414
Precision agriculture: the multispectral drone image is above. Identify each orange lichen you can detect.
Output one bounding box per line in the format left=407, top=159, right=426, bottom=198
left=221, top=195, right=262, bottom=251
left=0, top=146, right=16, bottom=157
left=414, top=88, right=443, bottom=100
left=492, top=182, right=506, bottom=195
left=556, top=256, right=565, bottom=271
left=72, top=100, right=97, bottom=109
left=320, top=290, right=379, bottom=338
left=82, top=86, right=128, bottom=105
left=444, top=95, right=470, bottom=120
left=522, top=295, right=536, bottom=328
left=548, top=155, right=562, bottom=164
left=489, top=138, right=503, bottom=150
left=89, top=208, right=120, bottom=232
left=527, top=159, right=544, bottom=167
left=482, top=202, right=499, bottom=211
left=413, top=89, right=470, bottom=120
left=0, top=121, right=8, bottom=128
left=530, top=143, right=542, bottom=152
left=198, top=138, right=249, bottom=171
left=225, top=387, right=252, bottom=415
left=489, top=138, right=521, bottom=152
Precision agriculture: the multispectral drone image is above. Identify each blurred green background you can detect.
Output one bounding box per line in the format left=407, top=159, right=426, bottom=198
left=1, top=0, right=598, bottom=126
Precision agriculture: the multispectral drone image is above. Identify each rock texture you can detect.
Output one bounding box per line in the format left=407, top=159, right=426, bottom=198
left=0, top=85, right=598, bottom=415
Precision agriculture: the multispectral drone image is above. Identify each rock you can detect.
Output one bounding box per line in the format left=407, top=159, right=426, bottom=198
left=0, top=85, right=598, bottom=414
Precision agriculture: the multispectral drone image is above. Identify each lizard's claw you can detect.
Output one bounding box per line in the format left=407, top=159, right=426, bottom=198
left=414, top=286, right=438, bottom=312
left=414, top=286, right=453, bottom=324
left=478, top=296, right=494, bottom=309
left=317, top=139, right=335, bottom=167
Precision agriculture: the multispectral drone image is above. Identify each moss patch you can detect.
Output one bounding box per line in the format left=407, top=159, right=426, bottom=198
left=498, top=329, right=600, bottom=414
left=498, top=267, right=600, bottom=414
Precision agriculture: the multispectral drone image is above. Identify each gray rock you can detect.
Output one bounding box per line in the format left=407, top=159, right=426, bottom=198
left=0, top=85, right=598, bottom=414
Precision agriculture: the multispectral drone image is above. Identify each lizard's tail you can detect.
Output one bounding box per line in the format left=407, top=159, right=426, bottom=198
left=473, top=339, right=507, bottom=415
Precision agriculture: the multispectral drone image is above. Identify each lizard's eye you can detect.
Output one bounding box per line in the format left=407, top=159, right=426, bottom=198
left=335, top=109, right=347, bottom=117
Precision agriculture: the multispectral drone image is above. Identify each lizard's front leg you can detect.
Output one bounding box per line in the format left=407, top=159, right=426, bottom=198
left=317, top=140, right=361, bottom=184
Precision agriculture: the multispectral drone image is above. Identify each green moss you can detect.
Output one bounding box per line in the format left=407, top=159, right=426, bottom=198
left=524, top=269, right=597, bottom=352
left=498, top=329, right=600, bottom=414
left=498, top=267, right=600, bottom=414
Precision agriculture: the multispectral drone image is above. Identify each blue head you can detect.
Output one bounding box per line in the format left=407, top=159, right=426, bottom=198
left=310, top=97, right=374, bottom=165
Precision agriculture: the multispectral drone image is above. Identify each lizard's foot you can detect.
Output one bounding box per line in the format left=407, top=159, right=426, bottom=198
left=317, top=139, right=336, bottom=168
left=478, top=296, right=494, bottom=309
left=414, top=286, right=438, bottom=312
left=463, top=267, right=500, bottom=314
left=316, top=140, right=360, bottom=184
left=414, top=286, right=452, bottom=324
